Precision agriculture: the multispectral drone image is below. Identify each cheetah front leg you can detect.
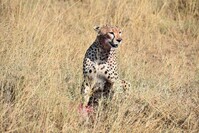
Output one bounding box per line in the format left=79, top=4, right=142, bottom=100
left=81, top=76, right=96, bottom=106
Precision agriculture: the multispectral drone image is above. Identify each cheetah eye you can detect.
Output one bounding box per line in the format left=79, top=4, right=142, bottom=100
left=109, top=32, right=114, bottom=35
left=119, top=32, right=122, bottom=34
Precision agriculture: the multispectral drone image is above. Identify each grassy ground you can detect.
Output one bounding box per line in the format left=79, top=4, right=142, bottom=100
left=0, top=0, right=199, bottom=132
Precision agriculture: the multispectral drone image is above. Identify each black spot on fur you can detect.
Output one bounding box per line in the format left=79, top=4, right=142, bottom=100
left=101, top=66, right=105, bottom=70
left=84, top=71, right=88, bottom=74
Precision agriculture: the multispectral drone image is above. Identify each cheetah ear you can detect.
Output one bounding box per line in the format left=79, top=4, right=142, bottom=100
left=93, top=26, right=101, bottom=33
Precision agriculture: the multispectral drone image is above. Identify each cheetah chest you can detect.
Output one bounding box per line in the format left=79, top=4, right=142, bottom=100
left=94, top=55, right=118, bottom=82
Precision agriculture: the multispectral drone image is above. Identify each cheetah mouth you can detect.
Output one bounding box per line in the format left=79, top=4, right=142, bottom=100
left=109, top=42, right=118, bottom=48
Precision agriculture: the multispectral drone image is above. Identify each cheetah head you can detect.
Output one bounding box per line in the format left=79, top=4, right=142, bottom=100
left=94, top=25, right=122, bottom=49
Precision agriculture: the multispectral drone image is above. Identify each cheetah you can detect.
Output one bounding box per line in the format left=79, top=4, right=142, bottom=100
left=81, top=25, right=131, bottom=109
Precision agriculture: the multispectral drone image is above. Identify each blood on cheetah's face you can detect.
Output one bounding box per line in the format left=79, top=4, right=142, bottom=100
left=94, top=25, right=122, bottom=49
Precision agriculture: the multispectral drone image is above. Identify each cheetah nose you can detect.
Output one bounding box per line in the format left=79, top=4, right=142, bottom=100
left=116, top=39, right=122, bottom=43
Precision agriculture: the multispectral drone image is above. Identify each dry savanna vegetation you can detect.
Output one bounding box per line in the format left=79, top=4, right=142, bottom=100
left=0, top=0, right=199, bottom=132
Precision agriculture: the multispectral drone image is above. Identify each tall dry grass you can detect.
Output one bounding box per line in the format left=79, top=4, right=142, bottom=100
left=0, top=0, right=199, bottom=132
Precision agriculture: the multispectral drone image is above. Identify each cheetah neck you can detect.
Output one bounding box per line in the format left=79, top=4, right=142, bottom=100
left=95, top=38, right=117, bottom=62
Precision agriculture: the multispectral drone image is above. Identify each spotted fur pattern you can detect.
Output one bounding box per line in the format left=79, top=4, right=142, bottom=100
left=81, top=25, right=131, bottom=107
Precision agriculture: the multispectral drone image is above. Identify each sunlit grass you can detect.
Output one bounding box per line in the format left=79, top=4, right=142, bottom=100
left=0, top=0, right=199, bottom=132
